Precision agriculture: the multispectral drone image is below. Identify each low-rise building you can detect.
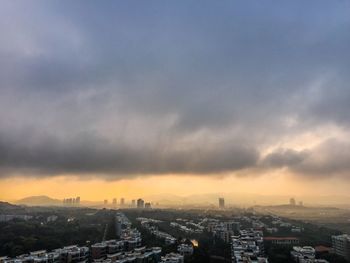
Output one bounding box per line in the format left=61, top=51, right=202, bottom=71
left=290, top=246, right=315, bottom=262
left=3, top=246, right=89, bottom=263
left=231, top=230, right=267, bottom=263
left=177, top=244, right=193, bottom=256
left=264, top=237, right=299, bottom=246
left=54, top=245, right=89, bottom=263
left=160, top=253, right=184, bottom=263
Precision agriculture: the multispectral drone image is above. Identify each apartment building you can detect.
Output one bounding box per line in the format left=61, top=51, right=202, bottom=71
left=332, top=234, right=350, bottom=261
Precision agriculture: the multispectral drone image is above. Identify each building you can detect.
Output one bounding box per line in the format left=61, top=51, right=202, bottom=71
left=264, top=237, right=299, bottom=245
left=0, top=246, right=89, bottom=263
left=145, top=202, right=151, bottom=209
left=91, top=240, right=126, bottom=260
left=231, top=230, right=267, bottom=263
left=63, top=197, right=80, bottom=206
left=177, top=244, right=193, bottom=256
left=131, top=200, right=136, bottom=207
left=1, top=213, right=153, bottom=263
left=137, top=199, right=144, bottom=209
left=112, top=198, right=117, bottom=206
left=332, top=234, right=350, bottom=261
left=290, top=198, right=296, bottom=206
left=160, top=253, right=184, bottom=263
left=53, top=245, right=89, bottom=263
left=291, top=246, right=315, bottom=262
left=104, top=199, right=108, bottom=206
left=219, top=198, right=225, bottom=209
left=91, top=243, right=108, bottom=260
left=12, top=250, right=59, bottom=263
left=226, top=221, right=240, bottom=233
left=120, top=198, right=125, bottom=207
left=106, top=246, right=162, bottom=263
left=0, top=244, right=161, bottom=263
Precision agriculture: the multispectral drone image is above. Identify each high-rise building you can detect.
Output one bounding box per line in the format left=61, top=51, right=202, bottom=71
left=63, top=197, right=81, bottom=206
left=104, top=199, right=108, bottom=206
left=289, top=198, right=296, bottom=206
left=131, top=200, right=136, bottom=207
left=219, top=197, right=225, bottom=209
left=137, top=199, right=144, bottom=209
left=120, top=198, right=125, bottom=206
left=332, top=234, right=350, bottom=260
left=112, top=198, right=117, bottom=206
left=145, top=202, right=151, bottom=209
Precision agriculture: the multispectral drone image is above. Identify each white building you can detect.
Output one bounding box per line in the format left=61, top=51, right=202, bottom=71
left=231, top=230, right=267, bottom=263
left=160, top=253, right=184, bottom=263
left=290, top=246, right=315, bottom=262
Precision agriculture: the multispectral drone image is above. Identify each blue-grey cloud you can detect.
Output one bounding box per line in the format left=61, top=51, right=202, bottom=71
left=0, top=1, right=350, bottom=178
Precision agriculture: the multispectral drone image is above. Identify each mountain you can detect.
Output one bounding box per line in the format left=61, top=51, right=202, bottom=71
left=0, top=201, right=26, bottom=213
left=16, top=195, right=62, bottom=206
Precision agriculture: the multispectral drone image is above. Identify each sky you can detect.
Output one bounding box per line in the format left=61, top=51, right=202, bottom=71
left=1, top=1, right=350, bottom=202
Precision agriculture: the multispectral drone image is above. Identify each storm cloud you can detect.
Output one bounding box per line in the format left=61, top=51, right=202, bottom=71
left=0, top=1, right=350, bottom=179
left=262, top=139, right=350, bottom=177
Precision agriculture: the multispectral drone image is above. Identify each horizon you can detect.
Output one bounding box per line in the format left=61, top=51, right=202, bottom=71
left=8, top=192, right=350, bottom=208
left=1, top=1, right=350, bottom=203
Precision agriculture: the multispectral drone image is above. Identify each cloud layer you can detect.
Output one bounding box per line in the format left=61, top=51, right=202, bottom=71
left=0, top=1, right=350, bottom=179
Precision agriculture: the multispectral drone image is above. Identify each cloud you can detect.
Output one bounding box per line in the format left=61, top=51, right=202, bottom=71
left=262, top=139, right=350, bottom=177
left=0, top=1, right=350, bottom=179
left=0, top=129, right=259, bottom=177
left=262, top=149, right=309, bottom=168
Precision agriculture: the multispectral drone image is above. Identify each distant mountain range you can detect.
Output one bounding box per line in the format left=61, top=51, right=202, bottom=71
left=15, top=195, right=62, bottom=206
left=0, top=201, right=26, bottom=213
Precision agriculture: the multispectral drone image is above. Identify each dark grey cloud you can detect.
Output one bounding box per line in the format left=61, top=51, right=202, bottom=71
left=0, top=1, right=350, bottom=179
left=293, top=139, right=350, bottom=177
left=262, top=149, right=309, bottom=168
left=262, top=139, right=350, bottom=177
left=0, top=129, right=259, bottom=177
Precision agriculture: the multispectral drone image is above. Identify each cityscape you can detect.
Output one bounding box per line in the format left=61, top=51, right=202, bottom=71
left=1, top=1, right=350, bottom=262
left=1, top=197, right=350, bottom=262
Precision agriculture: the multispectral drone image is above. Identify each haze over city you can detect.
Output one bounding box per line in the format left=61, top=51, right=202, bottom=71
left=1, top=1, right=350, bottom=206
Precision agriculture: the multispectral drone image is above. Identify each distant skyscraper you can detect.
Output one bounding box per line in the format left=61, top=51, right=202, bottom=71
left=137, top=198, right=144, bottom=209
left=145, top=202, right=151, bottom=209
left=76, top=196, right=80, bottom=205
left=112, top=198, right=117, bottom=206
left=219, top=197, right=225, bottom=209
left=104, top=199, right=108, bottom=205
left=131, top=200, right=136, bottom=207
left=120, top=198, right=125, bottom=206
left=289, top=198, right=296, bottom=206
